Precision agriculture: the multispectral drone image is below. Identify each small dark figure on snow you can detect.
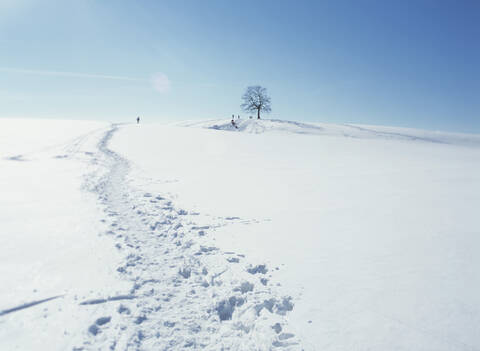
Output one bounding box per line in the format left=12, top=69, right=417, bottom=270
left=231, top=119, right=238, bottom=129
left=137, top=116, right=140, bottom=124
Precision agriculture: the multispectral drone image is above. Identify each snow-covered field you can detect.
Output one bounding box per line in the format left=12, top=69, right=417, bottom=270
left=0, top=119, right=129, bottom=350
left=1, top=118, right=480, bottom=350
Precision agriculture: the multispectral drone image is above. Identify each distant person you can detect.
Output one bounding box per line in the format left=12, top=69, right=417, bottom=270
left=237, top=115, right=240, bottom=119
left=231, top=118, right=238, bottom=129
left=137, top=116, right=140, bottom=124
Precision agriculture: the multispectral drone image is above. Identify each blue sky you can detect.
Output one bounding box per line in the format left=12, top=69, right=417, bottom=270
left=0, top=0, right=478, bottom=132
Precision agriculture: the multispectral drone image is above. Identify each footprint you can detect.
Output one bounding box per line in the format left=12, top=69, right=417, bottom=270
left=216, top=297, right=242, bottom=321
left=95, top=316, right=111, bottom=326
left=234, top=282, right=254, bottom=293
left=134, top=315, right=147, bottom=324
left=88, top=324, right=100, bottom=336
left=118, top=305, right=130, bottom=314
left=247, top=264, right=268, bottom=274
left=272, top=323, right=282, bottom=334
left=279, top=333, right=294, bottom=340
left=179, top=267, right=191, bottom=278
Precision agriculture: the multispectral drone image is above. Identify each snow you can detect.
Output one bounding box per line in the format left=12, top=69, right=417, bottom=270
left=1, top=117, right=480, bottom=350
left=0, top=119, right=128, bottom=350
left=113, top=119, right=480, bottom=350
left=178, top=118, right=480, bottom=146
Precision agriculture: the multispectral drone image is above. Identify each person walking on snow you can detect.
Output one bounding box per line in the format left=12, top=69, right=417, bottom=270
left=137, top=116, right=140, bottom=124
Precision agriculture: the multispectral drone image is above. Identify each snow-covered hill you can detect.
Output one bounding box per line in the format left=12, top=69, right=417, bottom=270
left=178, top=118, right=480, bottom=147
left=2, top=118, right=480, bottom=350
left=178, top=118, right=325, bottom=135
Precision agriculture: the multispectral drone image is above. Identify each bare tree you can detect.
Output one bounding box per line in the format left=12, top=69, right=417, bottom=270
left=240, top=86, right=271, bottom=119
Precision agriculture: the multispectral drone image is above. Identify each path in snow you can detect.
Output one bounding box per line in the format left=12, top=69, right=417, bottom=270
left=74, top=125, right=300, bottom=350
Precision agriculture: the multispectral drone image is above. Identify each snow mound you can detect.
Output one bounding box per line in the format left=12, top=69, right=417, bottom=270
left=176, top=118, right=480, bottom=147
left=177, top=119, right=324, bottom=135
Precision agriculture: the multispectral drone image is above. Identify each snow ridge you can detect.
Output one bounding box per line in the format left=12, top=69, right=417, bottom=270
left=74, top=125, right=301, bottom=350
left=177, top=118, right=480, bottom=147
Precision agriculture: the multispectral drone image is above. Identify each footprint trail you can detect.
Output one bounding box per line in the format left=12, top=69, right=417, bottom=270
left=75, top=124, right=300, bottom=350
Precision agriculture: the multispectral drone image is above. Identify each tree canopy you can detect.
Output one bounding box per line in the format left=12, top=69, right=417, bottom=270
left=240, top=86, right=271, bottom=119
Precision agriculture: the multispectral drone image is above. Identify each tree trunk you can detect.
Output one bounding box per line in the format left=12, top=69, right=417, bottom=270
left=257, top=108, right=260, bottom=119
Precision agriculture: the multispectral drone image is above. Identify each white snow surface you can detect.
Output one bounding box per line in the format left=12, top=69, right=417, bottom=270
left=1, top=117, right=480, bottom=350
left=178, top=118, right=480, bottom=147
left=0, top=119, right=128, bottom=350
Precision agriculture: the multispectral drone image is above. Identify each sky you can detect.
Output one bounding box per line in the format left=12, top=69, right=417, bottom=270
left=0, top=0, right=479, bottom=132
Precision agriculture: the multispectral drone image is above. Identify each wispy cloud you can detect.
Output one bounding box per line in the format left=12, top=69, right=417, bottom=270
left=0, top=67, right=143, bottom=81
